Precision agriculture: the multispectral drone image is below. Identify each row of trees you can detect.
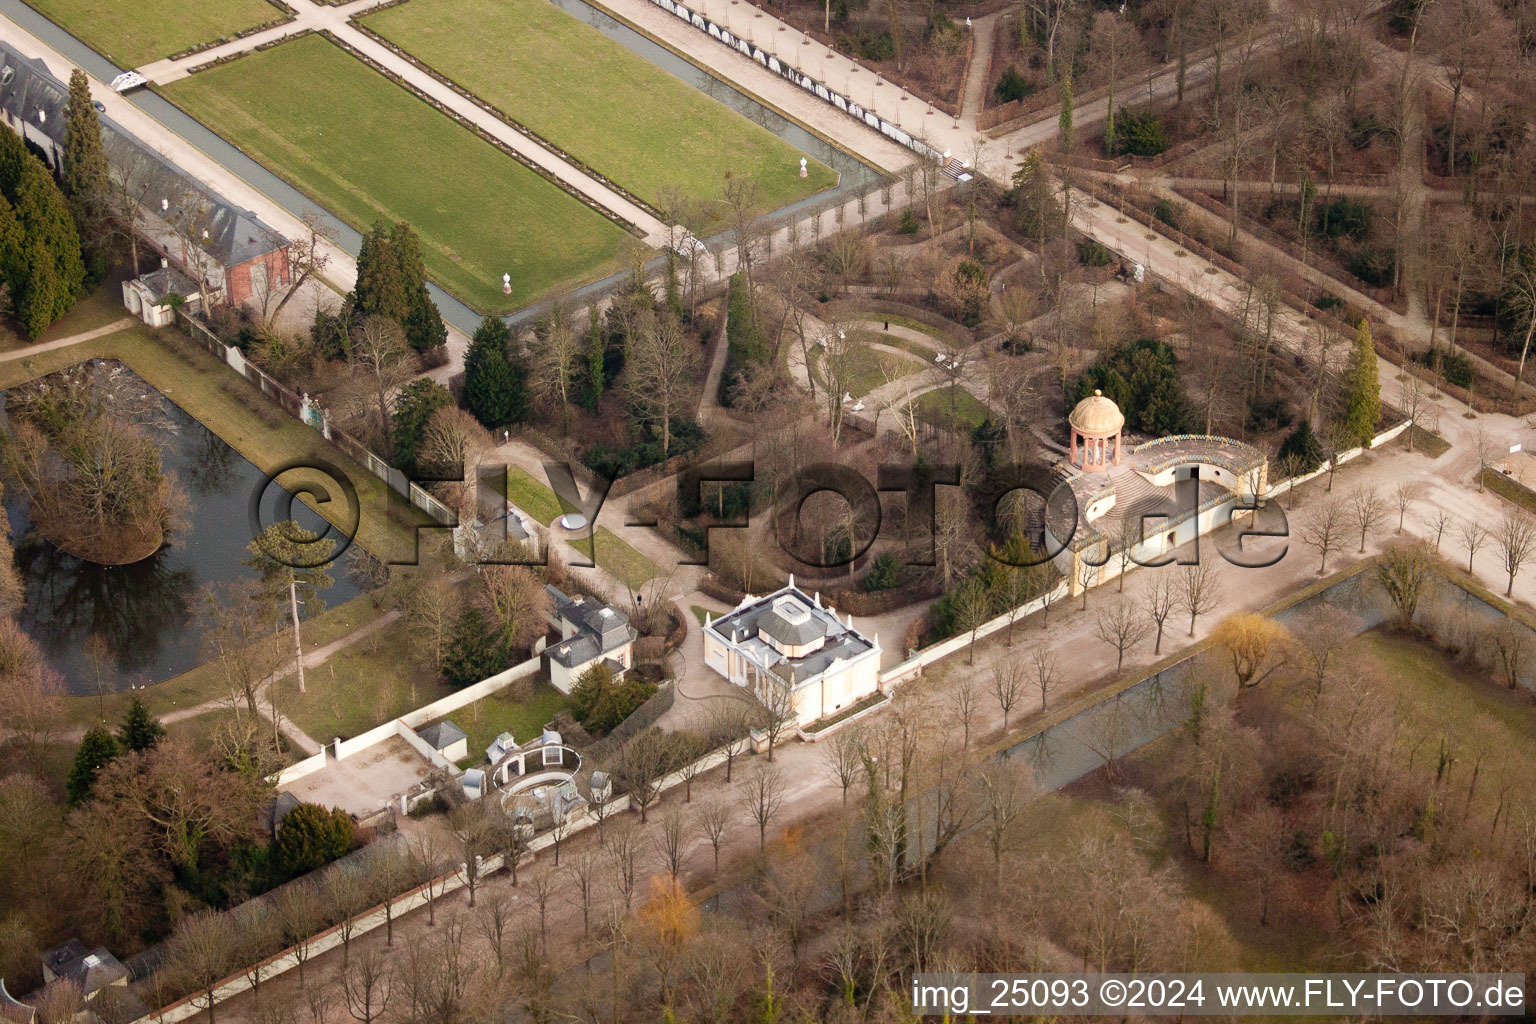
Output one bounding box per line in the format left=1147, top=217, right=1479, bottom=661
left=0, top=99, right=86, bottom=338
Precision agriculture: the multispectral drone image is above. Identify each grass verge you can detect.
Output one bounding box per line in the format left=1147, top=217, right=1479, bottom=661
left=23, top=0, right=287, bottom=68
left=850, top=327, right=936, bottom=360
left=1482, top=469, right=1536, bottom=514
left=506, top=466, right=566, bottom=525
left=572, top=526, right=660, bottom=591
left=911, top=384, right=991, bottom=431
left=435, top=683, right=570, bottom=768
left=162, top=34, right=641, bottom=314
left=363, top=0, right=837, bottom=224
left=1400, top=425, right=1451, bottom=458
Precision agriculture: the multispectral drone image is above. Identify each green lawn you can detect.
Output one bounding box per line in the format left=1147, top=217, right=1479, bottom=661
left=58, top=589, right=390, bottom=733
left=847, top=313, right=945, bottom=340
left=25, top=0, right=287, bottom=68
left=572, top=527, right=660, bottom=591
left=0, top=323, right=426, bottom=730
left=850, top=327, right=935, bottom=361
left=163, top=34, right=642, bottom=313
left=813, top=343, right=922, bottom=398
left=430, top=683, right=570, bottom=768
left=506, top=466, right=566, bottom=526
left=1483, top=469, right=1536, bottom=515
left=1402, top=425, right=1451, bottom=458
left=911, top=385, right=992, bottom=431
left=364, top=0, right=838, bottom=225
left=272, top=625, right=451, bottom=741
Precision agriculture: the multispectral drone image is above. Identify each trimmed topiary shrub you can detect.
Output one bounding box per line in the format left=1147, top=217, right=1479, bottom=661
left=1113, top=109, right=1168, bottom=157
left=1077, top=239, right=1114, bottom=267
left=994, top=65, right=1036, bottom=104
left=1314, top=198, right=1372, bottom=241
left=570, top=662, right=658, bottom=735
left=273, top=802, right=355, bottom=878
left=864, top=552, right=902, bottom=592
left=1347, top=246, right=1396, bottom=288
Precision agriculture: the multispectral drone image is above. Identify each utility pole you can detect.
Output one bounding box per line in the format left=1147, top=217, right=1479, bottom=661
left=289, top=570, right=306, bottom=695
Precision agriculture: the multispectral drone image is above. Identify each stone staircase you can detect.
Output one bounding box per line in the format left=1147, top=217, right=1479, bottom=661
left=1101, top=469, right=1172, bottom=532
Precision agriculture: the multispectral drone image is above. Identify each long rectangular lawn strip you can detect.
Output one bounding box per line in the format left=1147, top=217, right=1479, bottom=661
left=162, top=34, right=642, bottom=313
left=25, top=0, right=287, bottom=68
left=364, top=0, right=839, bottom=226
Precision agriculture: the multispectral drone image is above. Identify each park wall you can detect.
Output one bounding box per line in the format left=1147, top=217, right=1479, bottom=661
left=268, top=651, right=544, bottom=787
left=638, top=0, right=947, bottom=164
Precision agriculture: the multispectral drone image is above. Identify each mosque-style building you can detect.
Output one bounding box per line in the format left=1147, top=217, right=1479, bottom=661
left=1048, top=391, right=1269, bottom=595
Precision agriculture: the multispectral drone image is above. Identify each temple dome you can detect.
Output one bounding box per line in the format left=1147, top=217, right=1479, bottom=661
left=1068, top=390, right=1125, bottom=435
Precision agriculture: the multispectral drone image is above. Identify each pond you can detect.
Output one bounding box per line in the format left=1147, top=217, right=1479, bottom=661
left=4, top=361, right=362, bottom=694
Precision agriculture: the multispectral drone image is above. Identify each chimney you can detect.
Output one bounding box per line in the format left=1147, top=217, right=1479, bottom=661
left=787, top=572, right=794, bottom=589
left=160, top=258, right=167, bottom=269
left=161, top=198, right=168, bottom=212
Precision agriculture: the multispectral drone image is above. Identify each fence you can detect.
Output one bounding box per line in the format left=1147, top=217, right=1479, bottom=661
left=1171, top=187, right=1398, bottom=308
left=267, top=652, right=544, bottom=787
left=143, top=725, right=755, bottom=1024
left=399, top=653, right=544, bottom=730
left=581, top=681, right=677, bottom=766
left=174, top=312, right=456, bottom=529
left=878, top=579, right=1070, bottom=689
left=639, top=0, right=949, bottom=164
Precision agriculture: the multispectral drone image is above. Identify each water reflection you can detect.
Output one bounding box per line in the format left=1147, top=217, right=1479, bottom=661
left=3, top=361, right=361, bottom=693
left=15, top=534, right=194, bottom=677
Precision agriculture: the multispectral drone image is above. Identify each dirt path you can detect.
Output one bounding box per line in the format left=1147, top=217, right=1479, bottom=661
left=959, top=14, right=999, bottom=124
left=0, top=318, right=136, bottom=362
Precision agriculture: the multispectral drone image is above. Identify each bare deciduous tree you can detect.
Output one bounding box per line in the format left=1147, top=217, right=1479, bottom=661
left=1178, top=561, right=1219, bottom=636
left=1496, top=510, right=1536, bottom=596
left=1459, top=517, right=1490, bottom=574
left=696, top=800, right=731, bottom=873
left=992, top=661, right=1026, bottom=731
left=166, top=911, right=238, bottom=1024
left=825, top=726, right=865, bottom=802
left=341, top=947, right=393, bottom=1024
left=625, top=310, right=698, bottom=456
left=1095, top=598, right=1152, bottom=672
left=1300, top=499, right=1347, bottom=575
left=1348, top=487, right=1389, bottom=553
left=741, top=761, right=786, bottom=853
left=1144, top=572, right=1178, bottom=655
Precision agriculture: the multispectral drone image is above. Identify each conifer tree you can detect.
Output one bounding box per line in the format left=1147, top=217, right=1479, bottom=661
left=462, top=316, right=527, bottom=430
left=118, top=697, right=165, bottom=753
left=66, top=726, right=118, bottom=806
left=583, top=307, right=605, bottom=413
left=17, top=238, right=59, bottom=340
left=1058, top=69, right=1075, bottom=153
left=0, top=129, right=84, bottom=336
left=1342, top=317, right=1381, bottom=445
left=62, top=69, right=109, bottom=283
left=389, top=221, right=446, bottom=355
left=350, top=220, right=446, bottom=355
left=391, top=378, right=454, bottom=473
